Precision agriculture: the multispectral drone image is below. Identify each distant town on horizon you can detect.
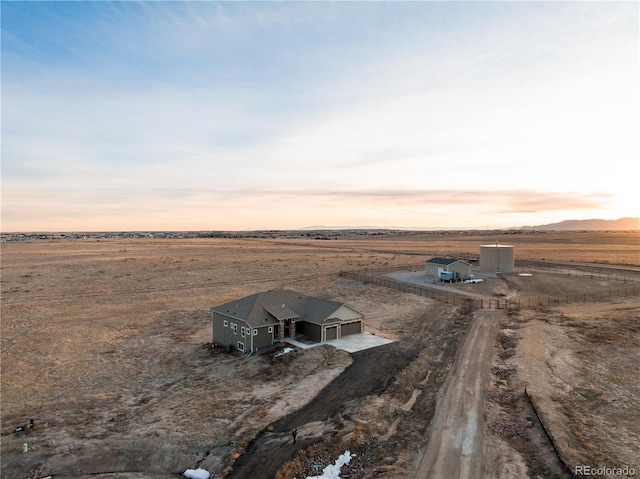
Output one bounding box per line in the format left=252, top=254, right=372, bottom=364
left=2, top=217, right=638, bottom=242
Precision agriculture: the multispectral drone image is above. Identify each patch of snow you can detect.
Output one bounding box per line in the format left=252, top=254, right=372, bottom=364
left=184, top=468, right=210, bottom=479
left=518, top=273, right=533, bottom=277
left=464, top=279, right=483, bottom=283
left=274, top=347, right=294, bottom=357
left=306, top=450, right=353, bottom=479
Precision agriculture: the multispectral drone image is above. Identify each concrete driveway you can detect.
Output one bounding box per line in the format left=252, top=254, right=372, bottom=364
left=285, top=331, right=394, bottom=353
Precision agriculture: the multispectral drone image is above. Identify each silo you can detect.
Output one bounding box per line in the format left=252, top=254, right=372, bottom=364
left=480, top=243, right=514, bottom=272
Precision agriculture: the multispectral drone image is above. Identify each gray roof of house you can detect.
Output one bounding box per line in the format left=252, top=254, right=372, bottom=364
left=425, top=257, right=472, bottom=266
left=211, top=290, right=361, bottom=329
left=425, top=257, right=459, bottom=265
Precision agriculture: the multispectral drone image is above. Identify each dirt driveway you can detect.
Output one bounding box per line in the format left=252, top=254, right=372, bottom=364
left=227, top=341, right=420, bottom=478
left=413, top=309, right=502, bottom=479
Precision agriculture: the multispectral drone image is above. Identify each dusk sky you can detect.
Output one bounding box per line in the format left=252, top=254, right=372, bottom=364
left=2, top=1, right=638, bottom=232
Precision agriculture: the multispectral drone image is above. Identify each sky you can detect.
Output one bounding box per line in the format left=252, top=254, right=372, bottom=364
left=1, top=1, right=638, bottom=232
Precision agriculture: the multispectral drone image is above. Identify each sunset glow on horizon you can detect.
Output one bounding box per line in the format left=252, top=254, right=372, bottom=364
left=2, top=1, right=638, bottom=232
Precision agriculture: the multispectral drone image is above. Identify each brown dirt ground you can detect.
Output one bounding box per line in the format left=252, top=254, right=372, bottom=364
left=483, top=278, right=640, bottom=478
left=1, top=232, right=638, bottom=479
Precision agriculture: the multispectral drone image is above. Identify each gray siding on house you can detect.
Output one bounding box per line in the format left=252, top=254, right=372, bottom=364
left=252, top=326, right=273, bottom=351
left=212, top=311, right=249, bottom=351
left=424, top=261, right=442, bottom=281
left=448, top=262, right=472, bottom=280
left=297, top=322, right=322, bottom=342
left=212, top=311, right=230, bottom=346
left=425, top=259, right=472, bottom=281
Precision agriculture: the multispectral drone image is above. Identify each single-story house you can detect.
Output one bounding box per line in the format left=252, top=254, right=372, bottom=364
left=211, top=289, right=364, bottom=353
left=424, top=257, right=472, bottom=282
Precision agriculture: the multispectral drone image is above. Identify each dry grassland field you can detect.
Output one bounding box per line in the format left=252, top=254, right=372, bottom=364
left=1, top=231, right=639, bottom=479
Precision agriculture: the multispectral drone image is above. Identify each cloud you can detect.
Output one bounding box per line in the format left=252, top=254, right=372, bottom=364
left=187, top=188, right=611, bottom=213
left=1, top=1, right=637, bottom=231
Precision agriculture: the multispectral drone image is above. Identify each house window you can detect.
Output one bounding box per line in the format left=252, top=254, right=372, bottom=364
left=223, top=320, right=228, bottom=327
left=241, top=327, right=245, bottom=337
left=232, top=324, right=237, bottom=335
left=253, top=329, right=258, bottom=336
left=268, top=326, right=273, bottom=333
left=238, top=342, right=245, bottom=352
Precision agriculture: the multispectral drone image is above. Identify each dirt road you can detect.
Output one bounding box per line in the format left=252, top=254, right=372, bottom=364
left=413, top=310, right=502, bottom=479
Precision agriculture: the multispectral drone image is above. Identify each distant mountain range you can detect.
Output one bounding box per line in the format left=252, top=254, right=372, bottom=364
left=300, top=217, right=640, bottom=231
left=521, top=217, right=639, bottom=231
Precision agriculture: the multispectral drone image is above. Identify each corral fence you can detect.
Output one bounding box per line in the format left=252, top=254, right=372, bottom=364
left=339, top=270, right=481, bottom=308
left=516, top=262, right=640, bottom=284
left=517, top=288, right=640, bottom=308
left=339, top=266, right=640, bottom=310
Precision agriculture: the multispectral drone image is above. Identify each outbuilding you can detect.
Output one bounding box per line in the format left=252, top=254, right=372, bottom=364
left=424, top=257, right=472, bottom=282
left=480, top=243, right=514, bottom=272
left=211, top=289, right=364, bottom=353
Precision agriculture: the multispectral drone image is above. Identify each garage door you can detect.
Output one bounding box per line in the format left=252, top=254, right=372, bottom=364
left=341, top=321, right=362, bottom=336
left=325, top=326, right=338, bottom=341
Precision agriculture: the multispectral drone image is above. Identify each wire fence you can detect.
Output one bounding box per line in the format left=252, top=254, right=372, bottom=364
left=339, top=270, right=478, bottom=307
left=516, top=264, right=640, bottom=284
left=498, top=288, right=640, bottom=309
left=339, top=267, right=640, bottom=310
left=524, top=388, right=576, bottom=477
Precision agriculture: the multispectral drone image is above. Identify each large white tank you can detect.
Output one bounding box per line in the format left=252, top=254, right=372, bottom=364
left=480, top=243, right=514, bottom=272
